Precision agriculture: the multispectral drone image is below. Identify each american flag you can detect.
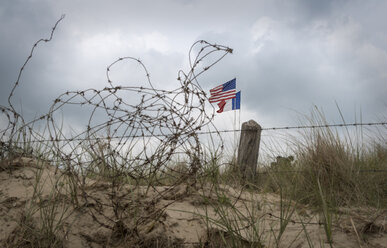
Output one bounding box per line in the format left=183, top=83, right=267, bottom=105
left=209, top=78, right=236, bottom=103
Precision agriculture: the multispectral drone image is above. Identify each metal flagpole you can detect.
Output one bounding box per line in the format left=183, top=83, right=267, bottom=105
left=238, top=91, right=241, bottom=131
left=237, top=93, right=241, bottom=155
left=233, top=97, right=237, bottom=160
left=239, top=109, right=241, bottom=132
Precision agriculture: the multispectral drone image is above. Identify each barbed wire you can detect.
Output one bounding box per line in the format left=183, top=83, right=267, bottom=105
left=255, top=169, right=387, bottom=174
left=2, top=121, right=386, bottom=144
left=261, top=122, right=387, bottom=131
left=0, top=16, right=386, bottom=245
left=0, top=15, right=235, bottom=237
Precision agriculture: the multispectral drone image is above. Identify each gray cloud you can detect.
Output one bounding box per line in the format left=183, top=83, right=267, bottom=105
left=1, top=0, right=386, bottom=130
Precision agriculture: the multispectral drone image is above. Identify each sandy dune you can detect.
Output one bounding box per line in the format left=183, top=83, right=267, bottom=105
left=1, top=157, right=386, bottom=247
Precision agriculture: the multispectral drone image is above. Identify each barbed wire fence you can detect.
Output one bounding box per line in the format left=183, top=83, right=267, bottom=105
left=0, top=16, right=386, bottom=243
left=2, top=121, right=387, bottom=142
left=0, top=15, right=236, bottom=239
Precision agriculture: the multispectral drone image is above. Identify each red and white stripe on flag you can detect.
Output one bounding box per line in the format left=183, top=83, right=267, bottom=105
left=217, top=91, right=241, bottom=113
left=208, top=79, right=236, bottom=103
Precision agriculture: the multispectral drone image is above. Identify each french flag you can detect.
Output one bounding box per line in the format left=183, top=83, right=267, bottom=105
left=217, top=91, right=241, bottom=113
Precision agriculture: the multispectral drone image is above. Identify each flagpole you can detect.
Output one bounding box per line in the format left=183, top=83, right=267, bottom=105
left=233, top=97, right=237, bottom=160
left=237, top=93, right=241, bottom=158
left=239, top=109, right=241, bottom=132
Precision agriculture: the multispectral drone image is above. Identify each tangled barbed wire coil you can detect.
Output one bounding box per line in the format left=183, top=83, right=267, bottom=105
left=0, top=16, right=235, bottom=235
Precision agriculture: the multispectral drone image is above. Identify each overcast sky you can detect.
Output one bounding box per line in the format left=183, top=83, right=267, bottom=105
left=1, top=0, right=387, bottom=134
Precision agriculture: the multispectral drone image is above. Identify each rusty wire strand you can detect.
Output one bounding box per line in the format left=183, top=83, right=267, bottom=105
left=2, top=121, right=386, bottom=144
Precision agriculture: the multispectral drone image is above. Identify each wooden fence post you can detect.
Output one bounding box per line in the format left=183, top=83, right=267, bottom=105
left=237, top=120, right=262, bottom=181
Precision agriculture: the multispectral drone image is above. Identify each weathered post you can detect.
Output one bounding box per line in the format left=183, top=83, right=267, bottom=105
left=237, top=120, right=262, bottom=181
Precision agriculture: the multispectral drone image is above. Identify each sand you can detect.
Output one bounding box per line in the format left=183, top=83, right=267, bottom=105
left=1, top=157, right=386, bottom=247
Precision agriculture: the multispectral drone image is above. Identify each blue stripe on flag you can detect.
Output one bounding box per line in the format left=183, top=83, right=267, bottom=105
left=222, top=78, right=236, bottom=92
left=232, top=91, right=241, bottom=110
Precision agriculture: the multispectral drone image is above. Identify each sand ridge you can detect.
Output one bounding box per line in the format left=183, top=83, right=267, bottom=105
left=0, top=157, right=386, bottom=247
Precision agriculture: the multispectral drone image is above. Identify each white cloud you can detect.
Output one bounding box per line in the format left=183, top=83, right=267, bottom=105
left=250, top=17, right=278, bottom=53
left=78, top=31, right=170, bottom=59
